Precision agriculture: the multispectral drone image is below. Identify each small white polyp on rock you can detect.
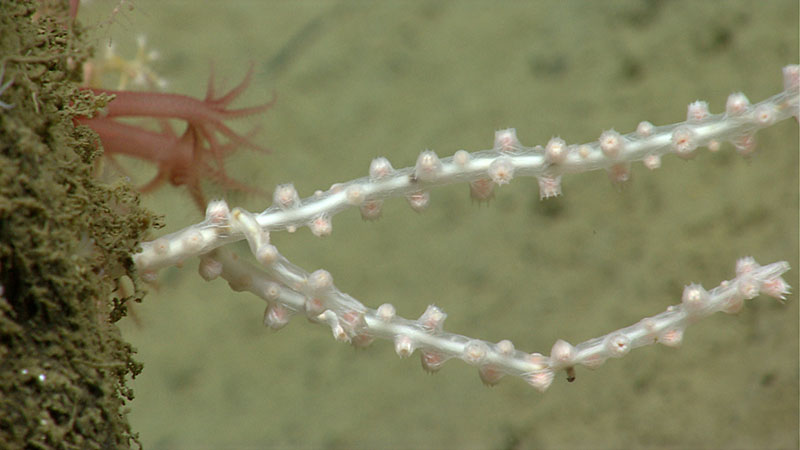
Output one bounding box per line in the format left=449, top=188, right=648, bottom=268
left=537, top=175, right=562, bottom=199
left=671, top=126, right=698, bottom=158
left=415, top=150, right=442, bottom=181
left=495, top=339, right=515, bottom=356
left=545, top=137, right=568, bottom=164
left=725, top=92, right=750, bottom=115
left=524, top=353, right=554, bottom=393
left=263, top=302, right=290, bottom=330
left=345, top=184, right=366, bottom=205
left=493, top=128, right=521, bottom=153
left=309, top=215, right=332, bottom=237
left=479, top=364, right=505, bottom=386
left=261, top=282, right=281, bottom=301
left=687, top=100, right=709, bottom=122
left=658, top=327, right=684, bottom=347
left=488, top=157, right=514, bottom=185
left=360, top=199, right=383, bottom=221
left=463, top=340, right=489, bottom=365
left=550, top=339, right=576, bottom=367
left=453, top=149, right=471, bottom=167
left=308, top=269, right=333, bottom=294
left=643, top=154, right=661, bottom=170
left=418, top=304, right=446, bottom=332
left=754, top=104, right=777, bottom=126
left=376, top=303, right=396, bottom=322
left=369, top=157, right=394, bottom=180
left=394, top=335, right=415, bottom=358
left=180, top=231, right=205, bottom=253
left=599, top=129, right=624, bottom=158
left=681, top=283, right=710, bottom=315
left=469, top=178, right=495, bottom=203
left=636, top=121, right=654, bottom=137
left=603, top=333, right=632, bottom=357
left=198, top=257, right=223, bottom=281
left=421, top=351, right=447, bottom=373
left=406, top=191, right=430, bottom=212
left=273, top=183, right=300, bottom=209
left=205, top=200, right=230, bottom=224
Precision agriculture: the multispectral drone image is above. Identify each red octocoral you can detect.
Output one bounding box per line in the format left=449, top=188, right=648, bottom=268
left=77, top=66, right=274, bottom=208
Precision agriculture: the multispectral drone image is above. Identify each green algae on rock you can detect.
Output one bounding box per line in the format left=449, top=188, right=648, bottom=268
left=0, top=1, right=155, bottom=448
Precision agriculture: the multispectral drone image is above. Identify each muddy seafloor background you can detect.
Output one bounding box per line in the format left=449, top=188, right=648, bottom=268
left=81, top=1, right=798, bottom=448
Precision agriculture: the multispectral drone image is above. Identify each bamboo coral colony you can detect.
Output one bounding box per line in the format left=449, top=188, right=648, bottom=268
left=134, top=65, right=798, bottom=392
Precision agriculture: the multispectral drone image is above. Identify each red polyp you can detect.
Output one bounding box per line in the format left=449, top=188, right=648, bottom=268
left=77, top=66, right=274, bottom=209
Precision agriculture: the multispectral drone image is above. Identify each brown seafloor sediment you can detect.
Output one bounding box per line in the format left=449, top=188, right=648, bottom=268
left=1, top=0, right=155, bottom=448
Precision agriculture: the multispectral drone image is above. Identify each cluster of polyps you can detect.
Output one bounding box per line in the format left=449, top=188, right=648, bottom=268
left=217, top=203, right=791, bottom=391
left=133, top=66, right=797, bottom=390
